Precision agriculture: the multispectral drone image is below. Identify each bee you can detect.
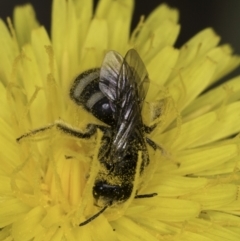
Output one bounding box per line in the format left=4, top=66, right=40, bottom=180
left=17, top=49, right=160, bottom=226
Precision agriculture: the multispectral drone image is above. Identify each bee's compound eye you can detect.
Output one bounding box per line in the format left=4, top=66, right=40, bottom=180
left=91, top=97, right=115, bottom=126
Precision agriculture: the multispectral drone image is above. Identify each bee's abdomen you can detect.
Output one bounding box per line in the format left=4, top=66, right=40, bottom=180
left=70, top=68, right=101, bottom=108
left=70, top=68, right=114, bottom=125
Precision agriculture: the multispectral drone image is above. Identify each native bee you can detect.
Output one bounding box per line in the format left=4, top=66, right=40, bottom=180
left=17, top=49, right=160, bottom=226
left=70, top=49, right=160, bottom=225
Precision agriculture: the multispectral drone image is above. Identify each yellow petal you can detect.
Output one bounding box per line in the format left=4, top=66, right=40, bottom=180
left=74, top=0, right=93, bottom=49
left=12, top=206, right=46, bottom=241
left=182, top=184, right=237, bottom=209
left=217, top=44, right=240, bottom=79
left=146, top=174, right=208, bottom=197
left=170, top=143, right=238, bottom=175
left=0, top=19, right=19, bottom=85
left=31, top=27, right=56, bottom=85
left=183, top=219, right=240, bottom=241
left=147, top=46, right=179, bottom=85
left=192, top=101, right=240, bottom=146
left=153, top=101, right=216, bottom=150
left=169, top=57, right=216, bottom=111
left=0, top=118, right=19, bottom=168
left=209, top=46, right=240, bottom=83
left=96, top=0, right=134, bottom=53
left=13, top=4, right=39, bottom=46
left=113, top=216, right=160, bottom=241
left=155, top=101, right=240, bottom=150
left=196, top=155, right=240, bottom=176
left=0, top=197, right=30, bottom=227
left=128, top=197, right=201, bottom=222
left=0, top=176, right=11, bottom=193
left=169, top=28, right=220, bottom=80
left=81, top=18, right=108, bottom=69
left=206, top=211, right=240, bottom=227
left=134, top=4, right=179, bottom=47
left=183, top=75, right=240, bottom=117
left=139, top=20, right=180, bottom=62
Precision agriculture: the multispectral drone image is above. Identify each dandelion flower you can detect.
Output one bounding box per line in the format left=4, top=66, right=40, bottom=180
left=0, top=0, right=240, bottom=240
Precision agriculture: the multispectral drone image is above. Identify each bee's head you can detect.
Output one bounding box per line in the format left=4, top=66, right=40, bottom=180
left=92, top=180, right=133, bottom=207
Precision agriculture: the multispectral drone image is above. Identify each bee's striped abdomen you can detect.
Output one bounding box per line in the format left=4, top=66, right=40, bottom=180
left=70, top=68, right=114, bottom=125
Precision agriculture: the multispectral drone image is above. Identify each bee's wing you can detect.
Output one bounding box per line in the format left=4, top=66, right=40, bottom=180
left=99, top=49, right=149, bottom=112
left=123, top=49, right=149, bottom=107
left=99, top=51, right=123, bottom=108
left=100, top=49, right=149, bottom=161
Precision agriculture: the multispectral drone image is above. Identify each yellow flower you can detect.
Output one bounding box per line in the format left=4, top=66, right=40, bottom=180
left=0, top=0, right=240, bottom=240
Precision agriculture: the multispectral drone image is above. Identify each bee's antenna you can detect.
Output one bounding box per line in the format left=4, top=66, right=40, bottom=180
left=79, top=205, right=108, bottom=226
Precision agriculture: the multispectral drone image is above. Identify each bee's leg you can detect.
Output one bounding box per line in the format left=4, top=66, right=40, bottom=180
left=16, top=120, right=107, bottom=143
left=135, top=193, right=157, bottom=198
left=54, top=122, right=108, bottom=139
left=144, top=123, right=166, bottom=152
left=143, top=124, right=157, bottom=134
left=16, top=124, right=55, bottom=142
left=145, top=137, right=164, bottom=153
left=146, top=136, right=179, bottom=166
left=79, top=205, right=109, bottom=226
